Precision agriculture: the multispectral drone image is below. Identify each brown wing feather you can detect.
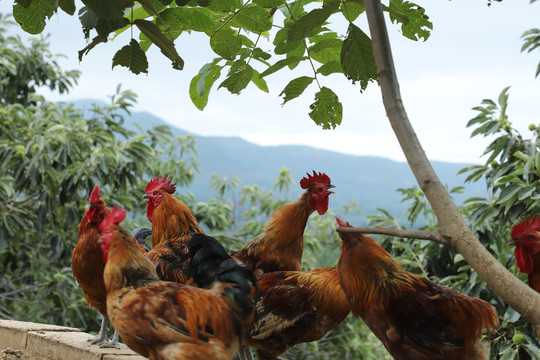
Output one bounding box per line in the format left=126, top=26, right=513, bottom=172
left=145, top=241, right=190, bottom=284
left=107, top=281, right=242, bottom=359
left=245, top=268, right=350, bottom=359
left=72, top=215, right=107, bottom=316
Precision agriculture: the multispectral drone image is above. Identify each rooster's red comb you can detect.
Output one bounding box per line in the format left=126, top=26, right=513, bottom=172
left=336, top=218, right=351, bottom=228
left=511, top=215, right=540, bottom=239
left=89, top=186, right=102, bottom=203
left=300, top=171, right=332, bottom=189
left=145, top=174, right=176, bottom=194
left=100, top=206, right=127, bottom=233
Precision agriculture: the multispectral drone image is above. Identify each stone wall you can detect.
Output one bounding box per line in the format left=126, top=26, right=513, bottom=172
left=0, top=320, right=146, bottom=360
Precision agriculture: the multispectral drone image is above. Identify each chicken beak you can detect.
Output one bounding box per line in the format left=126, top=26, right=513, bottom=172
left=142, top=193, right=149, bottom=200
left=507, top=239, right=519, bottom=246
left=327, top=184, right=335, bottom=195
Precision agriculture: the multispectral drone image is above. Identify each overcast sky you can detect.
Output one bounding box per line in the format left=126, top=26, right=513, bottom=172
left=1, top=0, right=539, bottom=163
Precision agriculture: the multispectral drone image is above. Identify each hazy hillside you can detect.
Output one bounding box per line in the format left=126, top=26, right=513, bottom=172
left=71, top=99, right=486, bottom=225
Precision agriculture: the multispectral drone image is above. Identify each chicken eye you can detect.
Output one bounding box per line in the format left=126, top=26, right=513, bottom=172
left=153, top=191, right=158, bottom=195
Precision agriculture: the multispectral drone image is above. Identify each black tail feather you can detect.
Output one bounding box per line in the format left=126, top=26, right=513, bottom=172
left=186, top=233, right=258, bottom=296
left=186, top=234, right=232, bottom=287
left=131, top=228, right=152, bottom=251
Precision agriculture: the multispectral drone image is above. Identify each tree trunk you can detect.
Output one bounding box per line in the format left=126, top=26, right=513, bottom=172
left=362, top=0, right=540, bottom=330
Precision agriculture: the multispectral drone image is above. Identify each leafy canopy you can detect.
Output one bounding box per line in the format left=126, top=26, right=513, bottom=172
left=11, top=0, right=432, bottom=130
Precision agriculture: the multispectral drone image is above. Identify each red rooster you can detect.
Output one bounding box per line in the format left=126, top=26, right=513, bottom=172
left=232, top=171, right=334, bottom=276
left=100, top=207, right=258, bottom=360
left=143, top=174, right=204, bottom=284
left=336, top=218, right=499, bottom=360
left=508, top=215, right=540, bottom=337
left=71, top=186, right=116, bottom=347
left=242, top=267, right=350, bottom=360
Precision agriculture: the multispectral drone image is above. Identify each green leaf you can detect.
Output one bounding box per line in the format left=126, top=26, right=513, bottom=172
left=497, top=183, right=521, bottom=204
left=504, top=306, right=521, bottom=323
left=81, top=0, right=134, bottom=20
left=210, top=27, right=242, bottom=60
left=260, top=56, right=307, bottom=77
left=251, top=69, right=269, bottom=93
left=95, top=17, right=129, bottom=38
left=218, top=65, right=254, bottom=94
left=317, top=60, right=342, bottom=75
left=134, top=19, right=184, bottom=70
left=287, top=3, right=339, bottom=43
left=273, top=25, right=301, bottom=55
left=190, top=61, right=223, bottom=110
left=254, top=0, right=285, bottom=7
left=13, top=1, right=56, bottom=34
left=341, top=23, right=377, bottom=90
left=160, top=7, right=215, bottom=33
left=470, top=120, right=500, bottom=137
left=309, top=38, right=342, bottom=63
left=494, top=174, right=520, bottom=186
left=341, top=1, right=364, bottom=22
left=251, top=47, right=272, bottom=63
left=233, top=5, right=272, bottom=33
left=202, top=0, right=242, bottom=12
left=58, top=0, right=76, bottom=15
left=387, top=0, right=432, bottom=42
left=112, top=39, right=149, bottom=75
left=518, top=186, right=536, bottom=201
left=513, top=150, right=531, bottom=162
left=285, top=42, right=306, bottom=70
left=309, top=87, right=342, bottom=129
left=279, top=76, right=314, bottom=104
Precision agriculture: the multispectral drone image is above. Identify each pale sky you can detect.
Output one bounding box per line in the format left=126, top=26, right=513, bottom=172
left=1, top=0, right=539, bottom=163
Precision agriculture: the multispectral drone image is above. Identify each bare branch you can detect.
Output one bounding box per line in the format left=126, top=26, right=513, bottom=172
left=5, top=204, right=27, bottom=215
left=6, top=191, right=42, bottom=205
left=0, top=282, right=49, bottom=298
left=336, top=226, right=449, bottom=247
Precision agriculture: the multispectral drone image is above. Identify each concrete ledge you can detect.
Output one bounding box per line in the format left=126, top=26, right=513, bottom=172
left=0, top=320, right=146, bottom=360
left=0, top=320, right=80, bottom=351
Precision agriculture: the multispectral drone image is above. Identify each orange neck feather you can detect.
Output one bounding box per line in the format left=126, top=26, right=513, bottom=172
left=104, top=227, right=158, bottom=292
left=263, top=191, right=313, bottom=243
left=339, top=235, right=413, bottom=315
left=151, top=194, right=203, bottom=247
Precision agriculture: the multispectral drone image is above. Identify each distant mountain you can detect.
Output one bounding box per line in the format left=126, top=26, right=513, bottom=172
left=70, top=99, right=486, bottom=225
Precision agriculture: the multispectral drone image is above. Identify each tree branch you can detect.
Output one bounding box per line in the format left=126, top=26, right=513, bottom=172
left=336, top=226, right=449, bottom=247
left=362, top=0, right=540, bottom=328
left=6, top=191, right=42, bottom=205
left=0, top=282, right=49, bottom=298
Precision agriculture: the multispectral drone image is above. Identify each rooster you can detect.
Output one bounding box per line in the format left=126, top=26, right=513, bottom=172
left=232, top=171, right=334, bottom=276
left=336, top=218, right=499, bottom=360
left=507, top=214, right=540, bottom=337
left=143, top=174, right=204, bottom=283
left=100, top=206, right=258, bottom=360
left=71, top=186, right=117, bottom=347
left=242, top=267, right=350, bottom=360
left=143, top=174, right=203, bottom=247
